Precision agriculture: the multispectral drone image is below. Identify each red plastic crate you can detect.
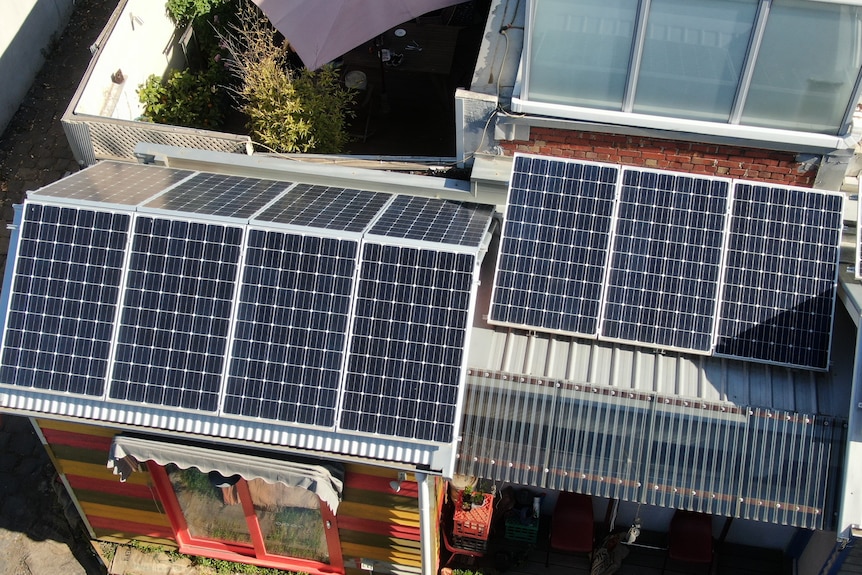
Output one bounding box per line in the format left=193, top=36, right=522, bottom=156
left=453, top=493, right=494, bottom=540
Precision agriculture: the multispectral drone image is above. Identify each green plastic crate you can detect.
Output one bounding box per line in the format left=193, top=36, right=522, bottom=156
left=505, top=517, right=539, bottom=543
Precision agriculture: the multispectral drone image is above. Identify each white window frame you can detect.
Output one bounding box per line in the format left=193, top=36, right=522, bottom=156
left=512, top=0, right=862, bottom=150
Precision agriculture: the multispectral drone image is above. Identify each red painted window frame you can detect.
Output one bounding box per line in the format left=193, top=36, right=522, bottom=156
left=149, top=463, right=344, bottom=574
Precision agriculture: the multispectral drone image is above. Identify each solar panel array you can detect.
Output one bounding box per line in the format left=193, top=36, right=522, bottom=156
left=0, top=161, right=493, bottom=445
left=490, top=154, right=843, bottom=370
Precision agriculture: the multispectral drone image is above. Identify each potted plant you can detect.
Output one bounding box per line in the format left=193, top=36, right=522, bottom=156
left=461, top=486, right=473, bottom=511
left=471, top=488, right=486, bottom=508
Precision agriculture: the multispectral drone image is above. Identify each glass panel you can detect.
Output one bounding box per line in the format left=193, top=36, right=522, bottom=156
left=166, top=465, right=252, bottom=545
left=528, top=0, right=638, bottom=109
left=633, top=0, right=758, bottom=121
left=247, top=479, right=329, bottom=563
left=741, top=0, right=862, bottom=134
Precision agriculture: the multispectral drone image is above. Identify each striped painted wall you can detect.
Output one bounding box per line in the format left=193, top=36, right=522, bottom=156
left=35, top=419, right=441, bottom=574
left=34, top=418, right=176, bottom=547
left=339, top=463, right=431, bottom=575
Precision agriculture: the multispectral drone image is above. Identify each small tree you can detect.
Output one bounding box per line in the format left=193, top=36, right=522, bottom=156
left=219, top=0, right=354, bottom=154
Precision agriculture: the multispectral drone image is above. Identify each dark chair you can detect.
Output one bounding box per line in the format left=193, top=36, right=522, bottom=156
left=666, top=510, right=714, bottom=572
left=546, top=491, right=594, bottom=566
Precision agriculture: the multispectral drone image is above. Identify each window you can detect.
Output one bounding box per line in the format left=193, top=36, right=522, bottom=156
left=740, top=0, right=862, bottom=134
left=150, top=464, right=343, bottom=574
left=633, top=0, right=758, bottom=121
left=518, top=0, right=862, bottom=143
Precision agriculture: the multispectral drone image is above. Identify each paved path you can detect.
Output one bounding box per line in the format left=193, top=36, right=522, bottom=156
left=0, top=1, right=119, bottom=573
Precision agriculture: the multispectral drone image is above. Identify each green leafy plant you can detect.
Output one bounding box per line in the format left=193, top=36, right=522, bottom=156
left=218, top=0, right=354, bottom=153
left=138, top=67, right=225, bottom=129
left=165, top=0, right=231, bottom=26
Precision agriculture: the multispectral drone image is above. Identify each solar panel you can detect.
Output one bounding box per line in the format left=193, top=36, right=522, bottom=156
left=223, top=229, right=358, bottom=426
left=368, top=196, right=494, bottom=247
left=715, top=182, right=843, bottom=369
left=108, top=217, right=243, bottom=411
left=340, top=243, right=476, bottom=443
left=142, top=173, right=291, bottom=219
left=28, top=161, right=193, bottom=206
left=255, top=183, right=391, bottom=232
left=489, top=155, right=618, bottom=336
left=0, top=203, right=130, bottom=396
left=600, top=168, right=730, bottom=352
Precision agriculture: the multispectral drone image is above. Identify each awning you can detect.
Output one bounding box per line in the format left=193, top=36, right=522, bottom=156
left=108, top=434, right=344, bottom=513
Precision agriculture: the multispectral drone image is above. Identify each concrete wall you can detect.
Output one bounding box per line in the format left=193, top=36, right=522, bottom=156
left=0, top=0, right=76, bottom=136
left=73, top=0, right=184, bottom=121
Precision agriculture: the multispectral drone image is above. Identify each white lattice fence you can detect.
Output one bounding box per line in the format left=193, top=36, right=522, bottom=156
left=63, top=116, right=252, bottom=166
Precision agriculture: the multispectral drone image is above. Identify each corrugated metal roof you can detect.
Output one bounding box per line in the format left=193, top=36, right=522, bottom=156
left=458, top=356, right=846, bottom=529
left=459, top=262, right=853, bottom=529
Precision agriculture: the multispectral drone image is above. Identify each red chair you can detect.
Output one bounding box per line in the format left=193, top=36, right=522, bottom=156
left=441, top=522, right=484, bottom=567
left=545, top=491, right=594, bottom=566
left=666, top=510, right=714, bottom=571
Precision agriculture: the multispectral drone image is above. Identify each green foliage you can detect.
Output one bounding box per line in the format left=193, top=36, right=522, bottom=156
left=138, top=67, right=225, bottom=129
left=98, top=541, right=115, bottom=563
left=240, top=60, right=353, bottom=154
left=165, top=0, right=231, bottom=26
left=217, top=0, right=354, bottom=154
left=195, top=556, right=305, bottom=574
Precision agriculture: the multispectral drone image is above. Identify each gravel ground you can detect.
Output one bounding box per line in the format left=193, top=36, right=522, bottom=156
left=0, top=1, right=119, bottom=573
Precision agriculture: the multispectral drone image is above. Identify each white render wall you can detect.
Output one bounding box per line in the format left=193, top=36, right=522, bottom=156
left=73, top=0, right=183, bottom=121
left=0, top=0, right=76, bottom=135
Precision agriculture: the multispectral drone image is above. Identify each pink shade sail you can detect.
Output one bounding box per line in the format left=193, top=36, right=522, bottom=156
left=251, top=0, right=466, bottom=70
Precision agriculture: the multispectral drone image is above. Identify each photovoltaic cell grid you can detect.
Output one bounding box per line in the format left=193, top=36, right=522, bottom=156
left=224, top=229, right=358, bottom=427
left=142, top=173, right=290, bottom=219
left=0, top=204, right=129, bottom=396
left=0, top=161, right=494, bottom=445
left=715, top=183, right=843, bottom=370
left=369, top=196, right=494, bottom=247
left=28, top=161, right=194, bottom=206
left=341, top=243, right=476, bottom=443
left=490, top=155, right=618, bottom=336
left=108, top=217, right=243, bottom=411
left=601, top=169, right=729, bottom=352
left=491, top=154, right=843, bottom=370
left=255, top=183, right=391, bottom=232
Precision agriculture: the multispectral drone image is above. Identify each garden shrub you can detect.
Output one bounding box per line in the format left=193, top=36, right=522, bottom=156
left=165, top=0, right=232, bottom=27
left=219, top=1, right=354, bottom=153
left=138, top=67, right=224, bottom=129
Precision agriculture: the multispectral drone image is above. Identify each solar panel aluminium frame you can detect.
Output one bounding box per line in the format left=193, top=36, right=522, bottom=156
left=0, top=201, right=135, bottom=399
left=595, top=165, right=734, bottom=356
left=27, top=161, right=199, bottom=211
left=714, top=181, right=844, bottom=371
left=338, top=234, right=486, bottom=444
left=0, top=199, right=492, bottom=442
left=487, top=155, right=622, bottom=340
left=490, top=154, right=844, bottom=370
left=221, top=222, right=364, bottom=428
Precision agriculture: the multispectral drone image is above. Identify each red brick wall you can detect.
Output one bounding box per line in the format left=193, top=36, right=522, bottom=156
left=499, top=127, right=816, bottom=187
